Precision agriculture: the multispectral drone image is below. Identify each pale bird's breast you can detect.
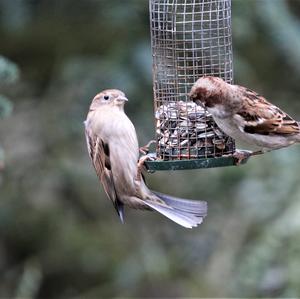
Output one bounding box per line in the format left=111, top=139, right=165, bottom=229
left=100, top=110, right=139, bottom=194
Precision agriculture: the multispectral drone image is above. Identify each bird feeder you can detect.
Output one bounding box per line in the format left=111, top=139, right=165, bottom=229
left=146, top=0, right=240, bottom=171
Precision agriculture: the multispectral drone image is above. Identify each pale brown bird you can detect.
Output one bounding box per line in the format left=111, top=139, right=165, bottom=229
left=84, top=89, right=207, bottom=228
left=189, top=76, right=300, bottom=160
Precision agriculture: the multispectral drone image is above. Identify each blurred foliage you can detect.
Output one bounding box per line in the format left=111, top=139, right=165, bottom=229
left=0, top=0, right=300, bottom=298
left=0, top=55, right=18, bottom=171
left=0, top=56, right=19, bottom=85
left=0, top=95, right=13, bottom=119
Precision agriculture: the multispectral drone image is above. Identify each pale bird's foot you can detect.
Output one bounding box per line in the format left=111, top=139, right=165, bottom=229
left=136, top=154, right=156, bottom=181
left=139, top=140, right=156, bottom=155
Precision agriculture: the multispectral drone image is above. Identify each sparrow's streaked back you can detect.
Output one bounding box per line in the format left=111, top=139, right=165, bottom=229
left=190, top=76, right=300, bottom=153
left=84, top=89, right=207, bottom=228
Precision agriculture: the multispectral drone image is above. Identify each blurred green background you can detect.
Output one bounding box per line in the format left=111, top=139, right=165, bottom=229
left=1, top=0, right=300, bottom=297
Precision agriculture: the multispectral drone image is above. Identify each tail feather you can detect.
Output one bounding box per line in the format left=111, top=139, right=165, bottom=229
left=144, top=191, right=207, bottom=229
left=144, top=200, right=203, bottom=228
left=151, top=191, right=207, bottom=215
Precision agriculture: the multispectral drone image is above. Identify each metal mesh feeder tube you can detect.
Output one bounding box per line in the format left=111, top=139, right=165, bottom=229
left=146, top=0, right=239, bottom=171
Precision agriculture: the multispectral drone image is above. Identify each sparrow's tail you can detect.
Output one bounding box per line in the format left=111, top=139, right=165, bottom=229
left=144, top=191, right=207, bottom=229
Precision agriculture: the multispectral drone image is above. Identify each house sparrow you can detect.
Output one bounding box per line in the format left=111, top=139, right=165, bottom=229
left=84, top=89, right=207, bottom=228
left=189, top=76, right=300, bottom=160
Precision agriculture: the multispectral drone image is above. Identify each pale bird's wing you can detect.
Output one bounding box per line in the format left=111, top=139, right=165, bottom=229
left=84, top=125, right=124, bottom=222
left=236, top=87, right=300, bottom=136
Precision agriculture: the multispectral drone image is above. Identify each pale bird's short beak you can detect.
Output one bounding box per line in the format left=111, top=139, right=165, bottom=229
left=116, top=96, right=128, bottom=102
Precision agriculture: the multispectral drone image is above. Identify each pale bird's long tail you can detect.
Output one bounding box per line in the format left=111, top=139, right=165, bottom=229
left=144, top=191, right=207, bottom=228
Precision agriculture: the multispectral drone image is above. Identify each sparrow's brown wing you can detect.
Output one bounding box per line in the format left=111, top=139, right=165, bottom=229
left=85, top=126, right=124, bottom=221
left=236, top=87, right=300, bottom=136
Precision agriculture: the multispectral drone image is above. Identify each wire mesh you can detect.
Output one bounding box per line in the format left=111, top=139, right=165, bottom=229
left=150, top=0, right=235, bottom=161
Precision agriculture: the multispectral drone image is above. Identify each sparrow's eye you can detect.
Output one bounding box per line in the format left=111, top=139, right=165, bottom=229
left=104, top=95, right=109, bottom=100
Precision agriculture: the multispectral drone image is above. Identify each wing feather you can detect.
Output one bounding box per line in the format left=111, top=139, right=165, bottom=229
left=84, top=125, right=124, bottom=220
left=236, top=87, right=300, bottom=136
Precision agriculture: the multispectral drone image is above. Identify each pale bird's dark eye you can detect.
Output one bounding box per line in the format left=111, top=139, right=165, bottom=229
left=104, top=95, right=109, bottom=100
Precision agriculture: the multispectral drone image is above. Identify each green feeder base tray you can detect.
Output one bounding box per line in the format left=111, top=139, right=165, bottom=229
left=145, top=155, right=249, bottom=171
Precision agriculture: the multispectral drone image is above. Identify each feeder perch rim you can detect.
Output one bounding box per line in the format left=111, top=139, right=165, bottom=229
left=144, top=154, right=249, bottom=172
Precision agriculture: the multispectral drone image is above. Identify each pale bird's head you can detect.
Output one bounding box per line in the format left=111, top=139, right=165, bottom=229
left=91, top=89, right=128, bottom=110
left=189, top=76, right=227, bottom=108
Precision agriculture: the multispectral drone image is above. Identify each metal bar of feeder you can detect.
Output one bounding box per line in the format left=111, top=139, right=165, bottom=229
left=146, top=156, right=248, bottom=171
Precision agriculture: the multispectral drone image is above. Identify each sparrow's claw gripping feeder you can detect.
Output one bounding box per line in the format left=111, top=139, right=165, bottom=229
left=145, top=0, right=246, bottom=171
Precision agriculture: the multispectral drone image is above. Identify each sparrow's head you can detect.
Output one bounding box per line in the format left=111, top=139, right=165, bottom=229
left=189, top=76, right=227, bottom=108
left=91, top=89, right=128, bottom=110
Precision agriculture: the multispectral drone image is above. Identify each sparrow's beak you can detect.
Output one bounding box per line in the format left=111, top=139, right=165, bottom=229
left=196, top=99, right=205, bottom=107
left=189, top=93, right=205, bottom=107
left=189, top=92, right=199, bottom=103
left=116, top=95, right=128, bottom=103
